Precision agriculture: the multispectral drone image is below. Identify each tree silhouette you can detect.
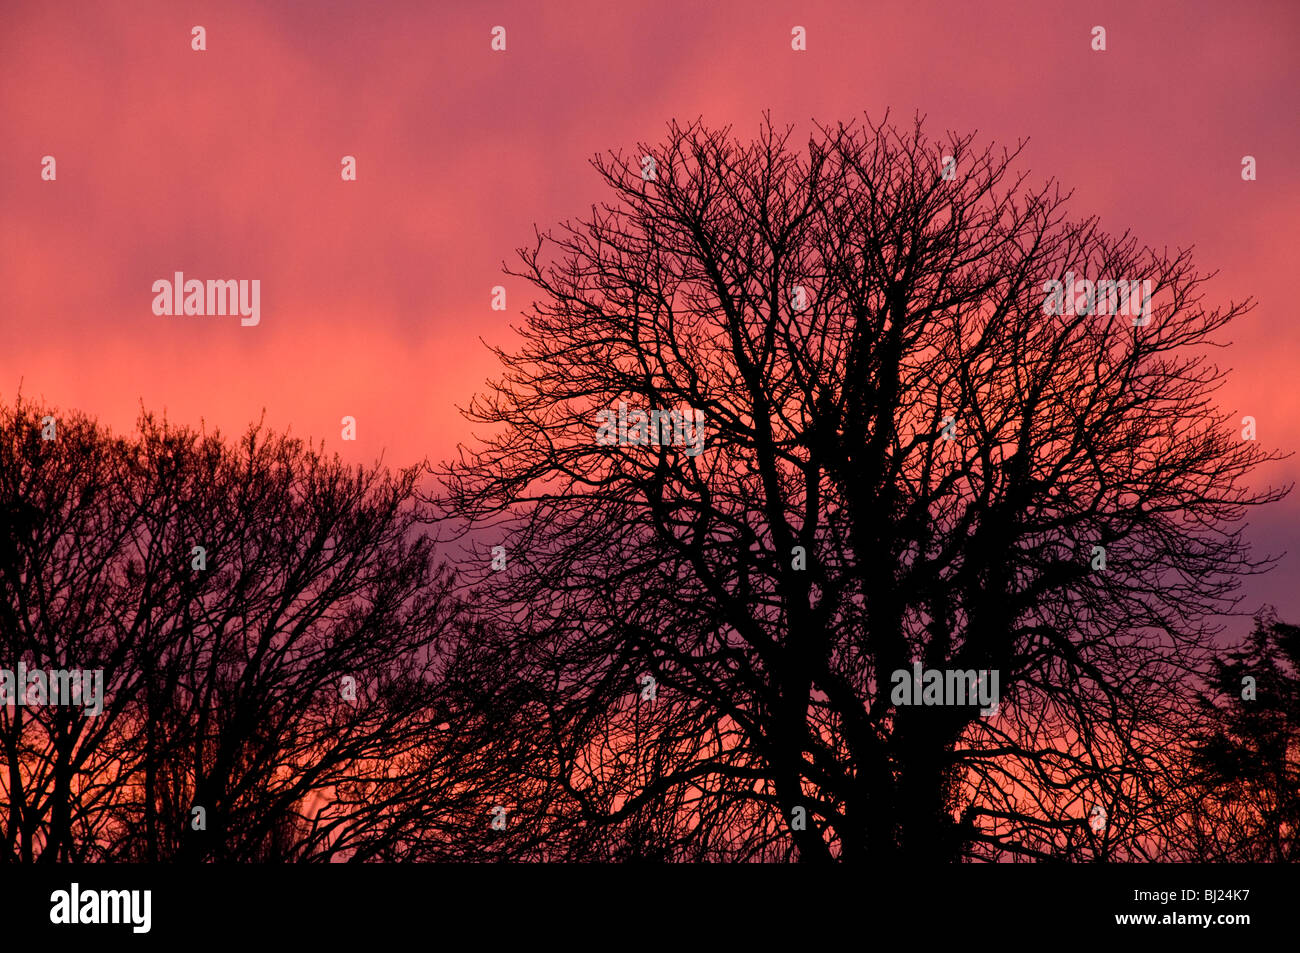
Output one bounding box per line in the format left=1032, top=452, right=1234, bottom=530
left=431, top=114, right=1289, bottom=862
left=0, top=402, right=141, bottom=862
left=1, top=115, right=1291, bottom=865
left=0, top=397, right=470, bottom=861
left=1165, top=611, right=1300, bottom=861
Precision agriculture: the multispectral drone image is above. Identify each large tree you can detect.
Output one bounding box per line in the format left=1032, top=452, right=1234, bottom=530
left=432, top=114, right=1288, bottom=862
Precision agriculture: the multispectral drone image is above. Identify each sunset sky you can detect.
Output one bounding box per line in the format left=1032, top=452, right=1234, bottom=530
left=3, top=0, right=1297, bottom=625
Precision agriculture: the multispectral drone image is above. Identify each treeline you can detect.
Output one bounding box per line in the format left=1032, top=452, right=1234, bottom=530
left=0, top=398, right=487, bottom=861
left=1, top=397, right=1293, bottom=862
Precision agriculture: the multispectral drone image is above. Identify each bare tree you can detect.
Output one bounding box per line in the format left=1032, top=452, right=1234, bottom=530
left=431, top=114, right=1289, bottom=862
left=0, top=398, right=146, bottom=861
left=0, top=398, right=472, bottom=862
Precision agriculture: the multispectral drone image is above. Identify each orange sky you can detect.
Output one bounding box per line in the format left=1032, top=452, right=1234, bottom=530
left=2, top=0, right=1297, bottom=623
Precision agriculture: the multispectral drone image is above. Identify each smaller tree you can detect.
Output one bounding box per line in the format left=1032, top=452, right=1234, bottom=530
left=1178, top=611, right=1300, bottom=861
left=0, top=397, right=474, bottom=862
